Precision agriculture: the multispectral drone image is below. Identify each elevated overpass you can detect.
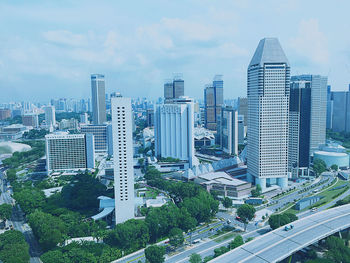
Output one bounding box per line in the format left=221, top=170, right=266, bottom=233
left=212, top=204, right=350, bottom=263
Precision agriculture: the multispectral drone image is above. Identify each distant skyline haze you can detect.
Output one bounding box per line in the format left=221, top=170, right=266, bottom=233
left=0, top=0, right=350, bottom=102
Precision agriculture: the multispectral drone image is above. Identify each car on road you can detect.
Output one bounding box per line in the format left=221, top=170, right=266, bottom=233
left=284, top=224, right=294, bottom=231
left=227, top=219, right=232, bottom=224
left=311, top=207, right=318, bottom=212
left=236, top=216, right=242, bottom=221
left=192, top=239, right=201, bottom=244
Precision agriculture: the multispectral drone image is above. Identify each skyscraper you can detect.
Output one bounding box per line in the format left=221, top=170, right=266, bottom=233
left=111, top=96, right=134, bottom=224
left=247, top=38, right=290, bottom=190
left=44, top=106, right=56, bottom=131
left=289, top=75, right=328, bottom=177
left=155, top=97, right=195, bottom=168
left=204, top=75, right=224, bottom=131
left=237, top=97, right=248, bottom=126
left=326, top=85, right=333, bottom=129
left=91, top=74, right=107, bottom=124
left=164, top=74, right=184, bottom=102
left=220, top=106, right=238, bottom=155
left=331, top=85, right=350, bottom=133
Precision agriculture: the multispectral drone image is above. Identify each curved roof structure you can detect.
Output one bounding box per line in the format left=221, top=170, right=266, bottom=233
left=212, top=204, right=350, bottom=263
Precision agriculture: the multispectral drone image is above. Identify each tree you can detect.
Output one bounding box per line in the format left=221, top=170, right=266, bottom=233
left=104, top=219, right=149, bottom=251
left=144, top=245, right=165, bottom=263
left=236, top=204, right=256, bottom=231
left=61, top=172, right=107, bottom=215
left=13, top=187, right=46, bottom=214
left=251, top=184, right=262, bottom=197
left=28, top=210, right=67, bottom=251
left=268, top=213, right=298, bottom=230
left=0, top=230, right=30, bottom=263
left=169, top=227, right=184, bottom=248
left=189, top=253, right=202, bottom=263
left=0, top=204, right=12, bottom=222
left=331, top=164, right=338, bottom=171
left=222, top=197, right=232, bottom=209
left=229, top=235, right=244, bottom=249
left=313, top=158, right=327, bottom=176
left=213, top=246, right=229, bottom=257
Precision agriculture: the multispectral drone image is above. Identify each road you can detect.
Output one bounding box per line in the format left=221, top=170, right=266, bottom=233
left=113, top=221, right=225, bottom=263
left=0, top=170, right=42, bottom=263
left=212, top=204, right=350, bottom=263
left=114, top=176, right=332, bottom=263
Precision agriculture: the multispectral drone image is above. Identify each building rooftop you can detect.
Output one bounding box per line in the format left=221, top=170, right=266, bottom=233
left=314, top=150, right=348, bottom=157
left=199, top=171, right=249, bottom=186
left=249, top=38, right=289, bottom=67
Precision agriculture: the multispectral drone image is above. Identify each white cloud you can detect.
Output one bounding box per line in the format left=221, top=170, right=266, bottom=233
left=43, top=30, right=87, bottom=46
left=290, top=19, right=329, bottom=64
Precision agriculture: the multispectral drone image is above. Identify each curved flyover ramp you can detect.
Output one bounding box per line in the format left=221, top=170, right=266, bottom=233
left=91, top=196, right=115, bottom=221
left=212, top=204, right=350, bottom=263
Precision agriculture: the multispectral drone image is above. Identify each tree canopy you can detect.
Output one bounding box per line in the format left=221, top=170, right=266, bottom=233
left=0, top=204, right=12, bottom=221
left=236, top=204, right=256, bottom=231
left=168, top=227, right=184, bottom=248
left=61, top=172, right=107, bottom=215
left=222, top=197, right=232, bottom=208
left=313, top=158, right=327, bottom=176
left=268, top=213, right=298, bottom=230
left=145, top=245, right=165, bottom=263
left=0, top=230, right=30, bottom=263
left=28, top=210, right=67, bottom=251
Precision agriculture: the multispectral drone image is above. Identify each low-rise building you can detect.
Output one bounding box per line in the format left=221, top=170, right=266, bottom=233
left=0, top=124, right=28, bottom=140
left=194, top=171, right=251, bottom=198
left=295, top=196, right=322, bottom=210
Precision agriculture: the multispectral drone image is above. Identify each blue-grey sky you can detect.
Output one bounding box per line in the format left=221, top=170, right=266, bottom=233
left=1, top=0, right=350, bottom=103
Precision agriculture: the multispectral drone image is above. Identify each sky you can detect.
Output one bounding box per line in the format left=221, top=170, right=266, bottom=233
left=1, top=0, right=350, bottom=103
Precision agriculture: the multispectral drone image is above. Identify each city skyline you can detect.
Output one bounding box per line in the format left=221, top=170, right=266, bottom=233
left=1, top=0, right=350, bottom=102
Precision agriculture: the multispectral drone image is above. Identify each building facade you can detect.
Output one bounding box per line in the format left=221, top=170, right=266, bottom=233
left=45, top=133, right=95, bottom=172
left=247, top=38, right=290, bottom=190
left=22, top=114, right=39, bottom=128
left=111, top=96, right=135, bottom=224
left=0, top=109, right=11, bottom=120
left=289, top=75, right=327, bottom=177
left=155, top=97, right=195, bottom=167
left=331, top=85, right=350, bottom=133
left=164, top=75, right=184, bottom=102
left=91, top=74, right=107, bottom=125
left=204, top=75, right=224, bottom=131
left=220, top=106, right=238, bottom=155
left=237, top=97, right=248, bottom=126
left=238, top=115, right=245, bottom=144
left=146, top=108, right=154, bottom=127
left=80, top=124, right=113, bottom=155
left=44, top=106, right=56, bottom=130
left=326, top=85, right=333, bottom=130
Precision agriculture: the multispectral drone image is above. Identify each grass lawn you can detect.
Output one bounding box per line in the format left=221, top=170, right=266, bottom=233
left=285, top=179, right=349, bottom=214
left=213, top=232, right=236, bottom=243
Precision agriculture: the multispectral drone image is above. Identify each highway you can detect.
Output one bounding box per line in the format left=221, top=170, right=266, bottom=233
left=212, top=203, right=350, bottom=263
left=0, top=170, right=42, bottom=263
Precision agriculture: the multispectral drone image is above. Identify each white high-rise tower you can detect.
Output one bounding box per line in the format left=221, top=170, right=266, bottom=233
left=111, top=96, right=134, bottom=224
left=247, top=38, right=290, bottom=190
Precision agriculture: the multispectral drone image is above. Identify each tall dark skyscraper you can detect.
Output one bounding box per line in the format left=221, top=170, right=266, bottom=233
left=204, top=75, right=223, bottom=131
left=289, top=75, right=328, bottom=177
left=91, top=74, right=107, bottom=124
left=164, top=74, right=184, bottom=102
left=326, top=85, right=333, bottom=129
left=331, top=85, right=350, bottom=133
